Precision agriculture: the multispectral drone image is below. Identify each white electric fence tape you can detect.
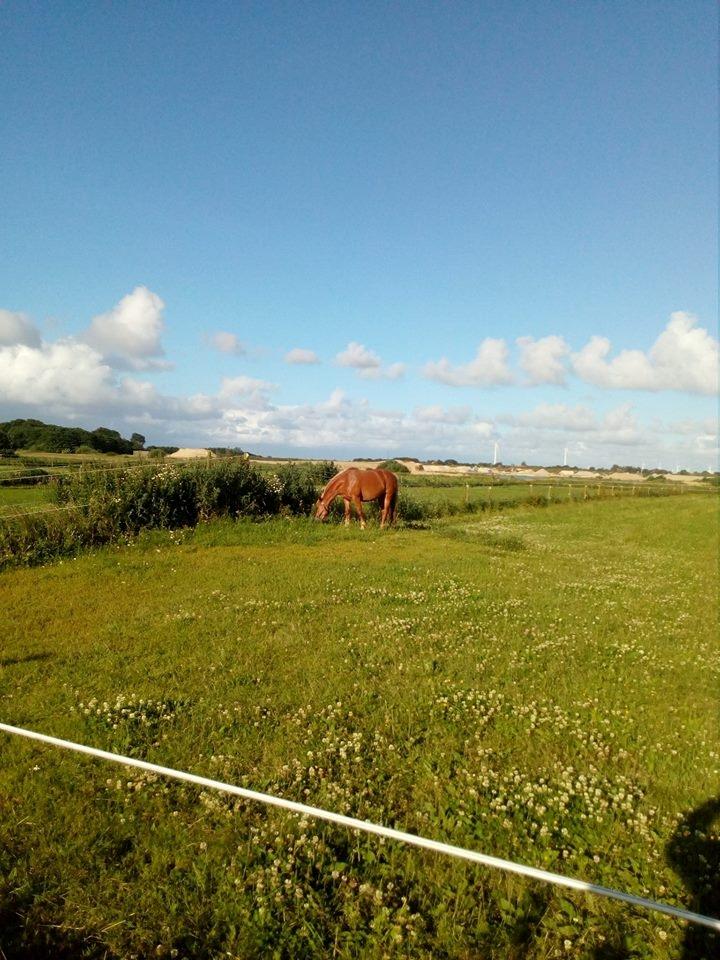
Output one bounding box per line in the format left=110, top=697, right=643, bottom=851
left=1, top=723, right=718, bottom=932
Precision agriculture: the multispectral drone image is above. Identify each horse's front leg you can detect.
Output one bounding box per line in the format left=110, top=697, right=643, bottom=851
left=353, top=497, right=366, bottom=529
left=344, top=499, right=351, bottom=526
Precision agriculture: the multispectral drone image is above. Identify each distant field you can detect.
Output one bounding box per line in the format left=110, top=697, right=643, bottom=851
left=0, top=452, right=137, bottom=516
left=401, top=478, right=659, bottom=507
left=1, top=494, right=717, bottom=959
left=0, top=451, right=136, bottom=474
left=0, top=485, right=52, bottom=515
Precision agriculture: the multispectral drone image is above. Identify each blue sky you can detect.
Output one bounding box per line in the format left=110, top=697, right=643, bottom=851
left=1, top=1, right=717, bottom=468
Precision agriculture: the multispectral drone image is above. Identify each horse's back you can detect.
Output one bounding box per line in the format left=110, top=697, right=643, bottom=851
left=326, top=466, right=397, bottom=502
left=356, top=468, right=397, bottom=500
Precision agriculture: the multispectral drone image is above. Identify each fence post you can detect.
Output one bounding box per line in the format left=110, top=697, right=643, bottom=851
left=568, top=484, right=572, bottom=500
left=547, top=485, right=552, bottom=501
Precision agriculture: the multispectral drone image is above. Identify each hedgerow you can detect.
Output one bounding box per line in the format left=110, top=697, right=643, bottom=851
left=0, top=461, right=327, bottom=569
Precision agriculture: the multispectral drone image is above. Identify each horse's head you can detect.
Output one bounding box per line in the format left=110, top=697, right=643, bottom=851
left=314, top=498, right=329, bottom=521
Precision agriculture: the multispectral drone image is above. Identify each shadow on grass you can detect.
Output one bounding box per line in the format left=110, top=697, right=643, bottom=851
left=666, top=795, right=720, bottom=960
left=0, top=888, right=113, bottom=960
left=0, top=651, right=52, bottom=668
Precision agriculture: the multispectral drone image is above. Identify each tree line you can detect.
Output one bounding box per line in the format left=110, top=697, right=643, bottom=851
left=0, top=418, right=144, bottom=456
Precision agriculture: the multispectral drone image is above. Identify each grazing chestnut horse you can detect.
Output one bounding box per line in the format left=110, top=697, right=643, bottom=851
left=315, top=468, right=398, bottom=529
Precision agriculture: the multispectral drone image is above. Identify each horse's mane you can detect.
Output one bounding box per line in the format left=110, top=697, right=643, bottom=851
left=320, top=471, right=344, bottom=501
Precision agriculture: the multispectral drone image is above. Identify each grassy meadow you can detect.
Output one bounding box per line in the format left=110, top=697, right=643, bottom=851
left=0, top=485, right=52, bottom=515
left=0, top=492, right=718, bottom=959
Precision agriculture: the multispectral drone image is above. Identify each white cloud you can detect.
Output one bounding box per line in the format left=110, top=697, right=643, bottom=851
left=0, top=309, right=41, bottom=348
left=413, top=405, right=474, bottom=425
left=219, top=375, right=276, bottom=400
left=358, top=361, right=406, bottom=381
left=572, top=312, right=718, bottom=395
left=599, top=403, right=640, bottom=443
left=516, top=335, right=570, bottom=385
left=1, top=294, right=717, bottom=470
left=210, top=391, right=495, bottom=455
left=0, top=333, right=219, bottom=423
left=210, top=332, right=246, bottom=356
left=664, top=416, right=719, bottom=437
left=83, top=286, right=169, bottom=370
left=335, top=342, right=404, bottom=380
left=0, top=341, right=116, bottom=408
left=335, top=341, right=381, bottom=370
left=0, top=327, right=713, bottom=467
left=119, top=379, right=219, bottom=420
left=285, top=347, right=320, bottom=365
left=423, top=338, right=513, bottom=387
left=504, top=403, right=596, bottom=432
left=650, top=312, right=718, bottom=394
left=504, top=401, right=639, bottom=441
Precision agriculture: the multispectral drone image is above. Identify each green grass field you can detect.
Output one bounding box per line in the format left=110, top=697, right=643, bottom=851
left=0, top=485, right=52, bottom=515
left=1, top=495, right=718, bottom=959
left=0, top=451, right=136, bottom=516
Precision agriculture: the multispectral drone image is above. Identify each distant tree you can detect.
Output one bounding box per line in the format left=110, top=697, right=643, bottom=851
left=90, top=428, right=133, bottom=454
left=130, top=433, right=146, bottom=451
left=0, top=428, right=17, bottom=456
left=0, top=418, right=136, bottom=454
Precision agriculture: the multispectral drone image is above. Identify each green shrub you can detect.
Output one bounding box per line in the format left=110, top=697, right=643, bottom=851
left=274, top=463, right=320, bottom=514
left=55, top=460, right=281, bottom=532
left=395, top=492, right=427, bottom=521
left=313, top=461, right=338, bottom=484
left=377, top=459, right=410, bottom=473
left=0, top=461, right=287, bottom=569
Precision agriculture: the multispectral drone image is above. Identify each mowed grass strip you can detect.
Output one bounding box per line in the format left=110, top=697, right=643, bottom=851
left=0, top=495, right=718, bottom=959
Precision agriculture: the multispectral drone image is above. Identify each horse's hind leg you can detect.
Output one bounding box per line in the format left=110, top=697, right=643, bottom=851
left=353, top=497, right=366, bottom=529
left=380, top=493, right=392, bottom=528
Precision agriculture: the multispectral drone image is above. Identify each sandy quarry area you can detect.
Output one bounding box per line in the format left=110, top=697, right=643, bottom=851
left=164, top=450, right=706, bottom=484
left=333, top=460, right=705, bottom=484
